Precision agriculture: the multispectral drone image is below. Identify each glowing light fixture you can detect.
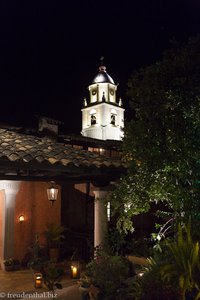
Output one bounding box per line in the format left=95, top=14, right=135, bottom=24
left=34, top=272, right=43, bottom=288
left=70, top=261, right=80, bottom=279
left=47, top=181, right=59, bottom=206
left=107, top=202, right=111, bottom=221
left=19, top=215, right=25, bottom=222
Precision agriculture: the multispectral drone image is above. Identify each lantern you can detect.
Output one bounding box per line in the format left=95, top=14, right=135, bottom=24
left=70, top=261, right=80, bottom=279
left=34, top=272, right=43, bottom=288
left=47, top=181, right=59, bottom=206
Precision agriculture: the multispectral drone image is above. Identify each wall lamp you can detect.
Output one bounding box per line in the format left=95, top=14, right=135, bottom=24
left=19, top=215, right=25, bottom=222
left=47, top=181, right=59, bottom=206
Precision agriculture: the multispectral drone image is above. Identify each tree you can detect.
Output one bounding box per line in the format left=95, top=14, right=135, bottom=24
left=112, top=35, right=200, bottom=233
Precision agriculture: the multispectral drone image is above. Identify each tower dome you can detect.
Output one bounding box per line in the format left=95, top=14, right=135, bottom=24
left=92, top=65, right=115, bottom=84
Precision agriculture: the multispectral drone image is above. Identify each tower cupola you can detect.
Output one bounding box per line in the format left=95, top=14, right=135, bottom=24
left=81, top=60, right=125, bottom=141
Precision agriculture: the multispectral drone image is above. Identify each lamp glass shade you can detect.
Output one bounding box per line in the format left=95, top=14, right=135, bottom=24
left=47, top=182, right=59, bottom=202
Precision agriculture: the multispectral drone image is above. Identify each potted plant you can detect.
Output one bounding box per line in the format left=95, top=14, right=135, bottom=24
left=42, top=262, right=63, bottom=297
left=44, top=223, right=65, bottom=262
left=27, top=234, right=48, bottom=272
left=4, top=258, right=21, bottom=271
left=4, top=258, right=14, bottom=271
left=78, top=274, right=91, bottom=299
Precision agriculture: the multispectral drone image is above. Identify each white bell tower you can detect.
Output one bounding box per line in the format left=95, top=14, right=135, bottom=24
left=81, top=60, right=125, bottom=140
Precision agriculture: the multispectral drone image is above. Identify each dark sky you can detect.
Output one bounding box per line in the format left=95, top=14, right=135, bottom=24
left=0, top=0, right=200, bottom=134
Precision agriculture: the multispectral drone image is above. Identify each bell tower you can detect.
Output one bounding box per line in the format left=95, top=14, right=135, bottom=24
left=81, top=59, right=124, bottom=140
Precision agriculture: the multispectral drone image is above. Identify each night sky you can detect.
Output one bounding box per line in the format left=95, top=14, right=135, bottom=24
left=0, top=0, right=199, bottom=134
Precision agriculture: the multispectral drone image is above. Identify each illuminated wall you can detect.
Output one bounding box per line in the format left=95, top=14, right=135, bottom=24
left=81, top=66, right=125, bottom=141
left=82, top=102, right=124, bottom=140
left=14, top=181, right=61, bottom=261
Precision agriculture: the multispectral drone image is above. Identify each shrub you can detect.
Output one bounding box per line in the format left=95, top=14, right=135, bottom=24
left=85, top=251, right=130, bottom=300
left=42, top=262, right=64, bottom=294
left=4, top=258, right=14, bottom=267
left=139, top=222, right=200, bottom=300
left=159, top=222, right=200, bottom=300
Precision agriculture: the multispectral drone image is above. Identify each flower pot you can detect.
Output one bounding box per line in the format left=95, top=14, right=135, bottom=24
left=5, top=265, right=14, bottom=271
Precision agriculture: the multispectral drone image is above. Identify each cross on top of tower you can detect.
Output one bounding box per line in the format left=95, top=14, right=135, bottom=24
left=99, top=56, right=106, bottom=72
left=100, top=56, right=104, bottom=66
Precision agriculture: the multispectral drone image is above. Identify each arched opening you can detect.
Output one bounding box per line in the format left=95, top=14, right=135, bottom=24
left=90, top=109, right=97, bottom=125
left=110, top=109, right=117, bottom=125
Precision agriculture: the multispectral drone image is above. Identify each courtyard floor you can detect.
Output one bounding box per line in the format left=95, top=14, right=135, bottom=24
left=0, top=268, right=82, bottom=299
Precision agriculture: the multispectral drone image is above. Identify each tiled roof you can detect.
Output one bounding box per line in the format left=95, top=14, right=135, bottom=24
left=0, top=128, right=126, bottom=171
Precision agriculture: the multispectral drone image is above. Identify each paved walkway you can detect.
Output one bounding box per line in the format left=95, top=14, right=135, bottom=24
left=17, top=285, right=82, bottom=300
left=49, top=285, right=82, bottom=300
left=0, top=269, right=82, bottom=299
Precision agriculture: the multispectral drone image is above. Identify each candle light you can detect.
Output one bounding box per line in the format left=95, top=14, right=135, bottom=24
left=34, top=272, right=43, bottom=288
left=70, top=261, right=80, bottom=279
left=71, top=266, right=77, bottom=278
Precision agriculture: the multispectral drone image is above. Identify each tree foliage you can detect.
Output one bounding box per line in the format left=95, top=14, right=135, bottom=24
left=112, top=35, right=200, bottom=232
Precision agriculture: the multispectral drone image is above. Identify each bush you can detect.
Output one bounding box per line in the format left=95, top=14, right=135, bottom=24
left=85, top=251, right=130, bottom=300
left=138, top=222, right=200, bottom=300
left=4, top=258, right=14, bottom=267
left=141, top=265, right=180, bottom=300
left=42, top=262, right=64, bottom=293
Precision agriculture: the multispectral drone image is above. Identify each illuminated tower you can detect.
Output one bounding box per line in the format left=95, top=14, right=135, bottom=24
left=81, top=60, right=124, bottom=140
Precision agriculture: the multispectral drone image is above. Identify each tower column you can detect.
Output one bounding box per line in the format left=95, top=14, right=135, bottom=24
left=0, top=181, right=20, bottom=269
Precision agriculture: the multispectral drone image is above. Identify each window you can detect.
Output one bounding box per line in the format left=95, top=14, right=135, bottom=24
left=110, top=109, right=117, bottom=125
left=107, top=202, right=111, bottom=221
left=90, top=109, right=97, bottom=125
left=91, top=114, right=96, bottom=125
left=110, top=114, right=116, bottom=125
